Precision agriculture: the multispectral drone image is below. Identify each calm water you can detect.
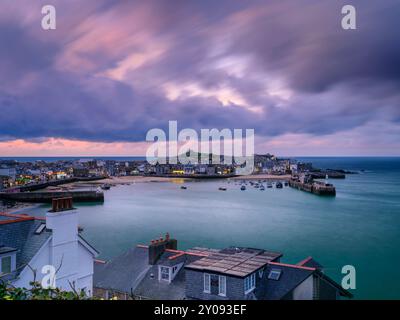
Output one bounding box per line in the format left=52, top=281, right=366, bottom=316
left=20, top=157, right=400, bottom=299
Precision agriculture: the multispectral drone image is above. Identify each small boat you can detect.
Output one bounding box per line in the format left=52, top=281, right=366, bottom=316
left=240, top=185, right=246, bottom=191
left=101, top=184, right=111, bottom=190
left=180, top=186, right=187, bottom=190
left=267, top=183, right=273, bottom=188
left=276, top=182, right=283, bottom=189
left=260, top=185, right=265, bottom=191
left=284, top=182, right=289, bottom=187
left=219, top=187, right=227, bottom=191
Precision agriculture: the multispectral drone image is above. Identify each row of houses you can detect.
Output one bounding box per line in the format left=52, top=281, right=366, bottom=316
left=0, top=199, right=351, bottom=300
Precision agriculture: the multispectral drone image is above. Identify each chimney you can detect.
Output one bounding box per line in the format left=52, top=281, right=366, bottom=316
left=46, top=198, right=79, bottom=282
left=51, top=197, right=74, bottom=212
left=148, top=233, right=178, bottom=265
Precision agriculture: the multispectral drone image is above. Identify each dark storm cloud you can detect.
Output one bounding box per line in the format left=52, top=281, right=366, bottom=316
left=0, top=0, right=399, bottom=144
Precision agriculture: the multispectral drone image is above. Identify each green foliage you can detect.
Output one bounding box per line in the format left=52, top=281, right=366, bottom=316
left=0, top=281, right=91, bottom=300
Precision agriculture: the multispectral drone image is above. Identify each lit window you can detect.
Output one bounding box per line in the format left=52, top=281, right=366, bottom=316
left=218, top=275, right=226, bottom=296
left=204, top=273, right=211, bottom=293
left=244, top=273, right=256, bottom=293
left=160, top=266, right=170, bottom=281
left=268, top=269, right=282, bottom=281
left=1, top=256, right=11, bottom=274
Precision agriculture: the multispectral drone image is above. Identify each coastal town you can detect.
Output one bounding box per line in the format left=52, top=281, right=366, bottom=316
left=0, top=154, right=350, bottom=206
left=0, top=155, right=355, bottom=300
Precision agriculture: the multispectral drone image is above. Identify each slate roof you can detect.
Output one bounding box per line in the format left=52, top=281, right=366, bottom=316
left=185, top=246, right=282, bottom=277
left=0, top=214, right=51, bottom=281
left=254, top=263, right=315, bottom=300
left=94, top=246, right=204, bottom=299
left=93, top=246, right=151, bottom=295
left=134, top=254, right=201, bottom=300
left=0, top=246, right=17, bottom=254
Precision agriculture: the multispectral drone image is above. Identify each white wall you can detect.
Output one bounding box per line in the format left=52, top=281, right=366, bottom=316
left=13, top=209, right=96, bottom=296
left=13, top=238, right=95, bottom=296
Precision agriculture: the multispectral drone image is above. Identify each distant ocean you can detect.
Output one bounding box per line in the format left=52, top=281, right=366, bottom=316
left=9, top=157, right=400, bottom=299
left=0, top=156, right=146, bottom=162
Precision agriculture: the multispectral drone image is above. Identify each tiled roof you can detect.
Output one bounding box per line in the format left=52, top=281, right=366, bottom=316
left=185, top=246, right=282, bottom=277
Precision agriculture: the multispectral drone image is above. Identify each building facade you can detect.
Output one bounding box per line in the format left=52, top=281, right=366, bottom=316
left=0, top=198, right=98, bottom=296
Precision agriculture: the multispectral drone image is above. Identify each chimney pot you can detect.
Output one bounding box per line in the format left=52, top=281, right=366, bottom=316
left=51, top=197, right=74, bottom=212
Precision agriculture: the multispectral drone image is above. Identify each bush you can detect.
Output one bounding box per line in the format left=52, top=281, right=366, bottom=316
left=0, top=281, right=90, bottom=300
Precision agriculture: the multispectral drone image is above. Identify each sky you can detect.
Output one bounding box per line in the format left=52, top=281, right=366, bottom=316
left=0, top=0, right=399, bottom=156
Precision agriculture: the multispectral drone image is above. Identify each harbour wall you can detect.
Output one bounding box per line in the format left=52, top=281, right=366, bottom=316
left=0, top=190, right=104, bottom=203
left=289, top=180, right=336, bottom=196
left=8, top=176, right=107, bottom=192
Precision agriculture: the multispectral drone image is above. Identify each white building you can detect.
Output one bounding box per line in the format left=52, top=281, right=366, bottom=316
left=0, top=198, right=98, bottom=296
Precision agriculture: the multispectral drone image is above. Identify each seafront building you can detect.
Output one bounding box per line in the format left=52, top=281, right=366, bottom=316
left=0, top=198, right=98, bottom=296
left=93, top=234, right=352, bottom=300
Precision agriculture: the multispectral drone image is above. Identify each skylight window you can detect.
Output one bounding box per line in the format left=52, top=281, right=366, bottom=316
left=268, top=269, right=282, bottom=281
left=35, top=223, right=46, bottom=235
left=160, top=266, right=170, bottom=281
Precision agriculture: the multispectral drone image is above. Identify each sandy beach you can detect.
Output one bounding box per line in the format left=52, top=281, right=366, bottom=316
left=231, top=174, right=291, bottom=181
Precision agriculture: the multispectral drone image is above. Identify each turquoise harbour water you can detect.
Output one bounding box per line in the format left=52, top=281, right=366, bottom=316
left=20, top=157, right=400, bottom=299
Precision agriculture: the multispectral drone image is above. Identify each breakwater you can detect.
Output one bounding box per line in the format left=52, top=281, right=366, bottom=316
left=289, top=179, right=336, bottom=196
left=0, top=190, right=104, bottom=203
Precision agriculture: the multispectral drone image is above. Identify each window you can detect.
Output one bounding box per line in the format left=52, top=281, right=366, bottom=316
left=268, top=269, right=282, bottom=281
left=160, top=266, right=170, bottom=281
left=218, top=275, right=226, bottom=296
left=244, top=273, right=256, bottom=293
left=204, top=273, right=211, bottom=293
left=172, top=266, right=178, bottom=274
left=1, top=256, right=12, bottom=274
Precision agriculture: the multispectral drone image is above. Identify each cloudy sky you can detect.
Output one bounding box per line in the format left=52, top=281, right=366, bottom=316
left=0, top=0, right=399, bottom=156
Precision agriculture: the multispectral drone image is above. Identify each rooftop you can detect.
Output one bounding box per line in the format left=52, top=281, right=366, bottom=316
left=185, top=246, right=282, bottom=277
left=0, top=212, right=51, bottom=280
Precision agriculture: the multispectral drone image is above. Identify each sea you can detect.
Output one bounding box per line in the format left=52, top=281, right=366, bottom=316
left=9, top=157, right=400, bottom=299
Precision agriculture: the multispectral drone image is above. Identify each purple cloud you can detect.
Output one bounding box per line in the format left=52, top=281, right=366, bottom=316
left=0, top=0, right=399, bottom=155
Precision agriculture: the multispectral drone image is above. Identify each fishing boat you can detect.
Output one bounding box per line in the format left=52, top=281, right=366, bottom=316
left=219, top=187, right=227, bottom=191
left=276, top=182, right=283, bottom=189
left=260, top=185, right=265, bottom=191
left=267, top=183, right=273, bottom=188
left=180, top=186, right=187, bottom=190
left=240, top=185, right=246, bottom=191
left=101, top=184, right=111, bottom=190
